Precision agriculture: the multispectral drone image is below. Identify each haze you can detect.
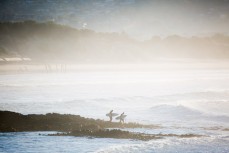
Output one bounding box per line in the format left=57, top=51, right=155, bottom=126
left=0, top=0, right=229, bottom=40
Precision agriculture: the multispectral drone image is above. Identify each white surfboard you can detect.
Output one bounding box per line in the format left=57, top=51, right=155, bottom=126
left=106, top=113, right=119, bottom=117
left=115, top=115, right=127, bottom=120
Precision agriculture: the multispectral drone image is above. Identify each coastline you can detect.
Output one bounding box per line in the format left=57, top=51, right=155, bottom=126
left=0, top=110, right=202, bottom=141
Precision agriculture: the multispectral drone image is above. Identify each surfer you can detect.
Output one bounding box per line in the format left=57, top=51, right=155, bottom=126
left=108, top=110, right=113, bottom=122
left=106, top=110, right=118, bottom=122
left=120, top=112, right=125, bottom=123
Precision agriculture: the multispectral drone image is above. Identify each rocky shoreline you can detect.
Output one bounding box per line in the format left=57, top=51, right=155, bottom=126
left=0, top=111, right=160, bottom=132
left=48, top=129, right=202, bottom=141
left=0, top=111, right=202, bottom=141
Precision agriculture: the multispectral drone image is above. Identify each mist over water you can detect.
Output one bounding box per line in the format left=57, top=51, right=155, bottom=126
left=1, top=61, right=229, bottom=152
left=1, top=61, right=229, bottom=127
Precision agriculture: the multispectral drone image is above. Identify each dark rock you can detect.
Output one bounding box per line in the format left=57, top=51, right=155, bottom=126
left=0, top=111, right=202, bottom=141
left=0, top=125, right=17, bottom=132
left=0, top=110, right=160, bottom=132
left=50, top=129, right=202, bottom=141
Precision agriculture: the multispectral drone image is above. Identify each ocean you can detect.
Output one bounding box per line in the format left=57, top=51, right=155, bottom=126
left=0, top=65, right=229, bottom=152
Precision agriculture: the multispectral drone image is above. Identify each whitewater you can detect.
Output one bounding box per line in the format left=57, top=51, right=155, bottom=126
left=0, top=66, right=229, bottom=152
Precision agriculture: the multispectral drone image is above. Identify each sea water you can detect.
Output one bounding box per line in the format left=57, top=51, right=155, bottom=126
left=0, top=131, right=229, bottom=153
left=0, top=65, right=229, bottom=152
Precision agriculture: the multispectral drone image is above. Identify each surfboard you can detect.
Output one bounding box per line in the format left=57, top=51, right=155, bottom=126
left=115, top=115, right=127, bottom=120
left=106, top=113, right=119, bottom=117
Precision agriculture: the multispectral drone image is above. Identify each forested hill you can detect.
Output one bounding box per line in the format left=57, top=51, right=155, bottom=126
left=0, top=21, right=229, bottom=64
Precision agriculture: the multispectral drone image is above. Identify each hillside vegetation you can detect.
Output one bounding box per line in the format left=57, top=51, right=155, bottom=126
left=0, top=21, right=229, bottom=63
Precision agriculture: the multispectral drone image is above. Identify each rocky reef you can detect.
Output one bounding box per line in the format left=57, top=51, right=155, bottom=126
left=0, top=111, right=160, bottom=132
left=0, top=111, right=202, bottom=141
left=49, top=129, right=201, bottom=141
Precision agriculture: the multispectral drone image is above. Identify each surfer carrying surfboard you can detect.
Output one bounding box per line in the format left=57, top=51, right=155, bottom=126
left=120, top=112, right=125, bottom=123
left=115, top=112, right=126, bottom=124
left=108, top=110, right=113, bottom=122
left=106, top=110, right=118, bottom=122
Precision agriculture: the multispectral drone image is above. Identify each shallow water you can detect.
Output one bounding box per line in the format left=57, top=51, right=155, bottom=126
left=0, top=130, right=229, bottom=153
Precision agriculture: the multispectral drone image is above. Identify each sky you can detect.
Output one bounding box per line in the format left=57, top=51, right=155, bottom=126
left=0, top=0, right=229, bottom=39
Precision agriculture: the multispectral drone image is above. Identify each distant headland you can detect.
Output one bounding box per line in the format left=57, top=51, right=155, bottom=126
left=1, top=21, right=229, bottom=65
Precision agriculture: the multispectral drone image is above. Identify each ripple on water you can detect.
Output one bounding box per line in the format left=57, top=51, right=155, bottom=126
left=0, top=131, right=229, bottom=153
